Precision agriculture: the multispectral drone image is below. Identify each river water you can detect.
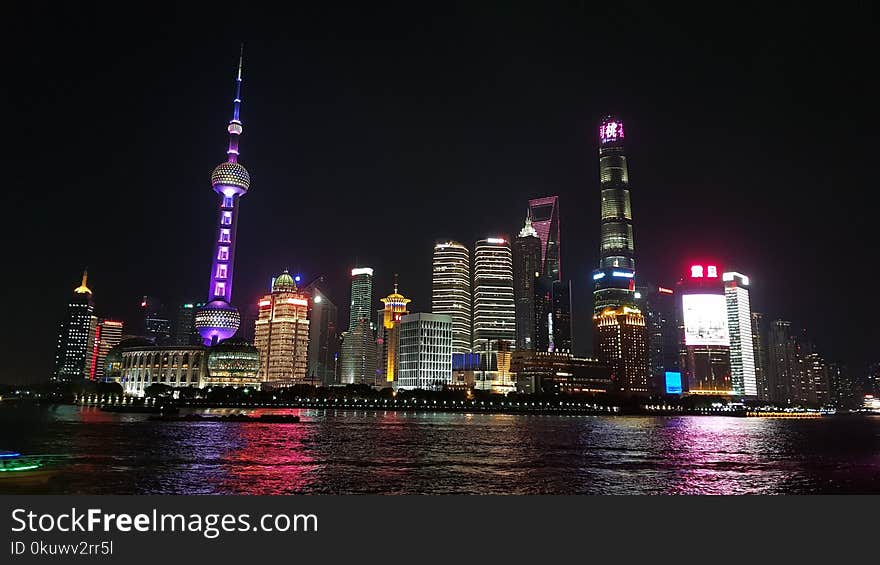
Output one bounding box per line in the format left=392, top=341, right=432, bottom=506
left=1, top=404, right=878, bottom=494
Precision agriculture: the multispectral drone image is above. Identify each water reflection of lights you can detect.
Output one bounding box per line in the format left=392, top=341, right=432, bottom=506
left=216, top=409, right=316, bottom=494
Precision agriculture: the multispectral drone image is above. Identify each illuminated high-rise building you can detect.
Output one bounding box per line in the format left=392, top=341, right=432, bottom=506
left=254, top=271, right=310, bottom=387
left=340, top=267, right=377, bottom=385
left=92, top=319, right=124, bottom=381
left=528, top=196, right=572, bottom=353
left=194, top=47, right=250, bottom=346
left=513, top=212, right=543, bottom=351
left=473, top=237, right=515, bottom=352
left=594, top=306, right=650, bottom=394
left=378, top=278, right=411, bottom=385
left=677, top=264, right=733, bottom=395
left=432, top=241, right=472, bottom=354
left=723, top=272, right=757, bottom=397
left=591, top=116, right=649, bottom=394
left=397, top=313, right=453, bottom=390
left=53, top=270, right=95, bottom=382
left=302, top=276, right=340, bottom=386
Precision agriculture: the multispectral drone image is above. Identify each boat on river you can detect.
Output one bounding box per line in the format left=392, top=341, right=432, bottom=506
left=0, top=451, right=56, bottom=485
left=148, top=413, right=299, bottom=423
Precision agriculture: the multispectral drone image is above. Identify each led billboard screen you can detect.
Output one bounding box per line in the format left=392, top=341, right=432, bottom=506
left=665, top=371, right=682, bottom=394
left=682, top=294, right=730, bottom=346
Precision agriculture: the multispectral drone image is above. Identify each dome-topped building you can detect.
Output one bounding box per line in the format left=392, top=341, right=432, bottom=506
left=195, top=45, right=250, bottom=346
left=272, top=270, right=298, bottom=293
left=206, top=338, right=260, bottom=388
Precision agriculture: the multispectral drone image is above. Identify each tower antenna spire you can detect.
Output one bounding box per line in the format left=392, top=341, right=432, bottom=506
left=226, top=43, right=245, bottom=163
left=394, top=273, right=399, bottom=294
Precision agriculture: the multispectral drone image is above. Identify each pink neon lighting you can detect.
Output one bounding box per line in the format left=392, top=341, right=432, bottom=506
left=707, top=265, right=718, bottom=278
left=600, top=120, right=625, bottom=143
left=658, top=287, right=674, bottom=294
left=690, top=265, right=704, bottom=278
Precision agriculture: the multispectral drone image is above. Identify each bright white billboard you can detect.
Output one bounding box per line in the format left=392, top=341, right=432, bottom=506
left=682, top=294, right=730, bottom=347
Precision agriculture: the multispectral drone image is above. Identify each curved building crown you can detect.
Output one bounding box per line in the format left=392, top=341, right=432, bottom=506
left=272, top=270, right=298, bottom=293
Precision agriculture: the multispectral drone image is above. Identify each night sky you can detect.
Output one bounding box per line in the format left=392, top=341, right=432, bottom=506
left=4, top=4, right=876, bottom=384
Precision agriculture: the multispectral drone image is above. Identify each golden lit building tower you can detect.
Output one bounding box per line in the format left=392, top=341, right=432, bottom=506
left=379, top=277, right=411, bottom=385
left=594, top=305, right=650, bottom=394
left=254, top=270, right=310, bottom=387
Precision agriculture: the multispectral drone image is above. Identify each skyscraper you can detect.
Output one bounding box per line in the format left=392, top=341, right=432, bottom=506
left=302, top=276, right=340, bottom=386
left=141, top=296, right=171, bottom=345
left=723, top=272, right=757, bottom=397
left=340, top=267, right=377, bottom=385
left=677, top=264, right=733, bottom=395
left=528, top=196, right=572, bottom=353
left=92, top=319, right=123, bottom=381
left=432, top=241, right=472, bottom=354
left=378, top=278, right=411, bottom=386
left=638, top=285, right=679, bottom=394
left=591, top=116, right=649, bottom=394
left=473, top=237, right=515, bottom=352
left=513, top=213, right=543, bottom=351
left=254, top=271, right=310, bottom=387
left=53, top=270, right=95, bottom=382
left=751, top=312, right=770, bottom=401
left=528, top=196, right=561, bottom=280
left=397, top=313, right=453, bottom=390
left=173, top=301, right=204, bottom=346
left=194, top=47, right=249, bottom=346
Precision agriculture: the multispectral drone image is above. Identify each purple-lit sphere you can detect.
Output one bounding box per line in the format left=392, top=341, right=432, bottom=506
left=194, top=299, right=241, bottom=346
left=211, top=161, right=250, bottom=195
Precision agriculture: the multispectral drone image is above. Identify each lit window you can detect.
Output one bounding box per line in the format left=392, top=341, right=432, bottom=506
left=217, top=246, right=229, bottom=261
left=219, top=229, right=231, bottom=243
left=221, top=211, right=233, bottom=225
left=222, top=196, right=234, bottom=208
left=216, top=264, right=228, bottom=279
left=215, top=282, right=226, bottom=297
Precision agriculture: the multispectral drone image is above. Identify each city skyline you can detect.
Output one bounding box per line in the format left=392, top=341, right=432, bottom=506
left=5, top=9, right=875, bottom=384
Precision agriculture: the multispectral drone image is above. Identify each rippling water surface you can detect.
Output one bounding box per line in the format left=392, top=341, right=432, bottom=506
left=1, top=405, right=878, bottom=494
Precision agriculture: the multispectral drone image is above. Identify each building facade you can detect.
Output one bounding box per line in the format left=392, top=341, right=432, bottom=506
left=528, top=196, right=572, bottom=353
left=117, top=341, right=207, bottom=397
left=723, top=272, right=757, bottom=397
left=513, top=213, right=543, bottom=351
left=53, top=270, right=96, bottom=382
left=254, top=271, right=310, bottom=387
left=473, top=238, right=515, bottom=352
left=194, top=48, right=250, bottom=346
left=173, top=301, right=204, bottom=346
left=638, top=285, right=679, bottom=394
left=397, top=313, right=453, bottom=390
left=339, top=267, right=377, bottom=385
left=432, top=241, right=472, bottom=354
left=594, top=306, right=650, bottom=394
left=511, top=351, right=613, bottom=395
left=751, top=312, right=770, bottom=400
left=378, top=280, right=411, bottom=386
left=677, top=264, right=733, bottom=395
left=205, top=338, right=261, bottom=389
left=302, top=276, right=340, bottom=386
left=590, top=117, right=649, bottom=394
left=92, top=319, right=123, bottom=381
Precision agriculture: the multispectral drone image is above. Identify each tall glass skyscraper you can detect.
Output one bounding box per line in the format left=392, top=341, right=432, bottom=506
left=340, top=267, right=377, bottom=385
left=473, top=237, right=515, bottom=352
left=53, top=270, right=95, bottom=382
left=723, top=272, right=757, bottom=397
left=528, top=195, right=572, bottom=353
left=432, top=241, right=472, bottom=353
left=591, top=116, right=649, bottom=395
left=302, top=276, right=340, bottom=386
left=513, top=213, right=543, bottom=351
left=194, top=47, right=250, bottom=346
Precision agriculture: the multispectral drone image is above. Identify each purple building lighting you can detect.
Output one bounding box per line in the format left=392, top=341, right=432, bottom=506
left=194, top=46, right=250, bottom=346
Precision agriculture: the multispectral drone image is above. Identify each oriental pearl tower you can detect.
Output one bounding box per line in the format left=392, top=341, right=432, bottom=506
left=194, top=46, right=251, bottom=346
